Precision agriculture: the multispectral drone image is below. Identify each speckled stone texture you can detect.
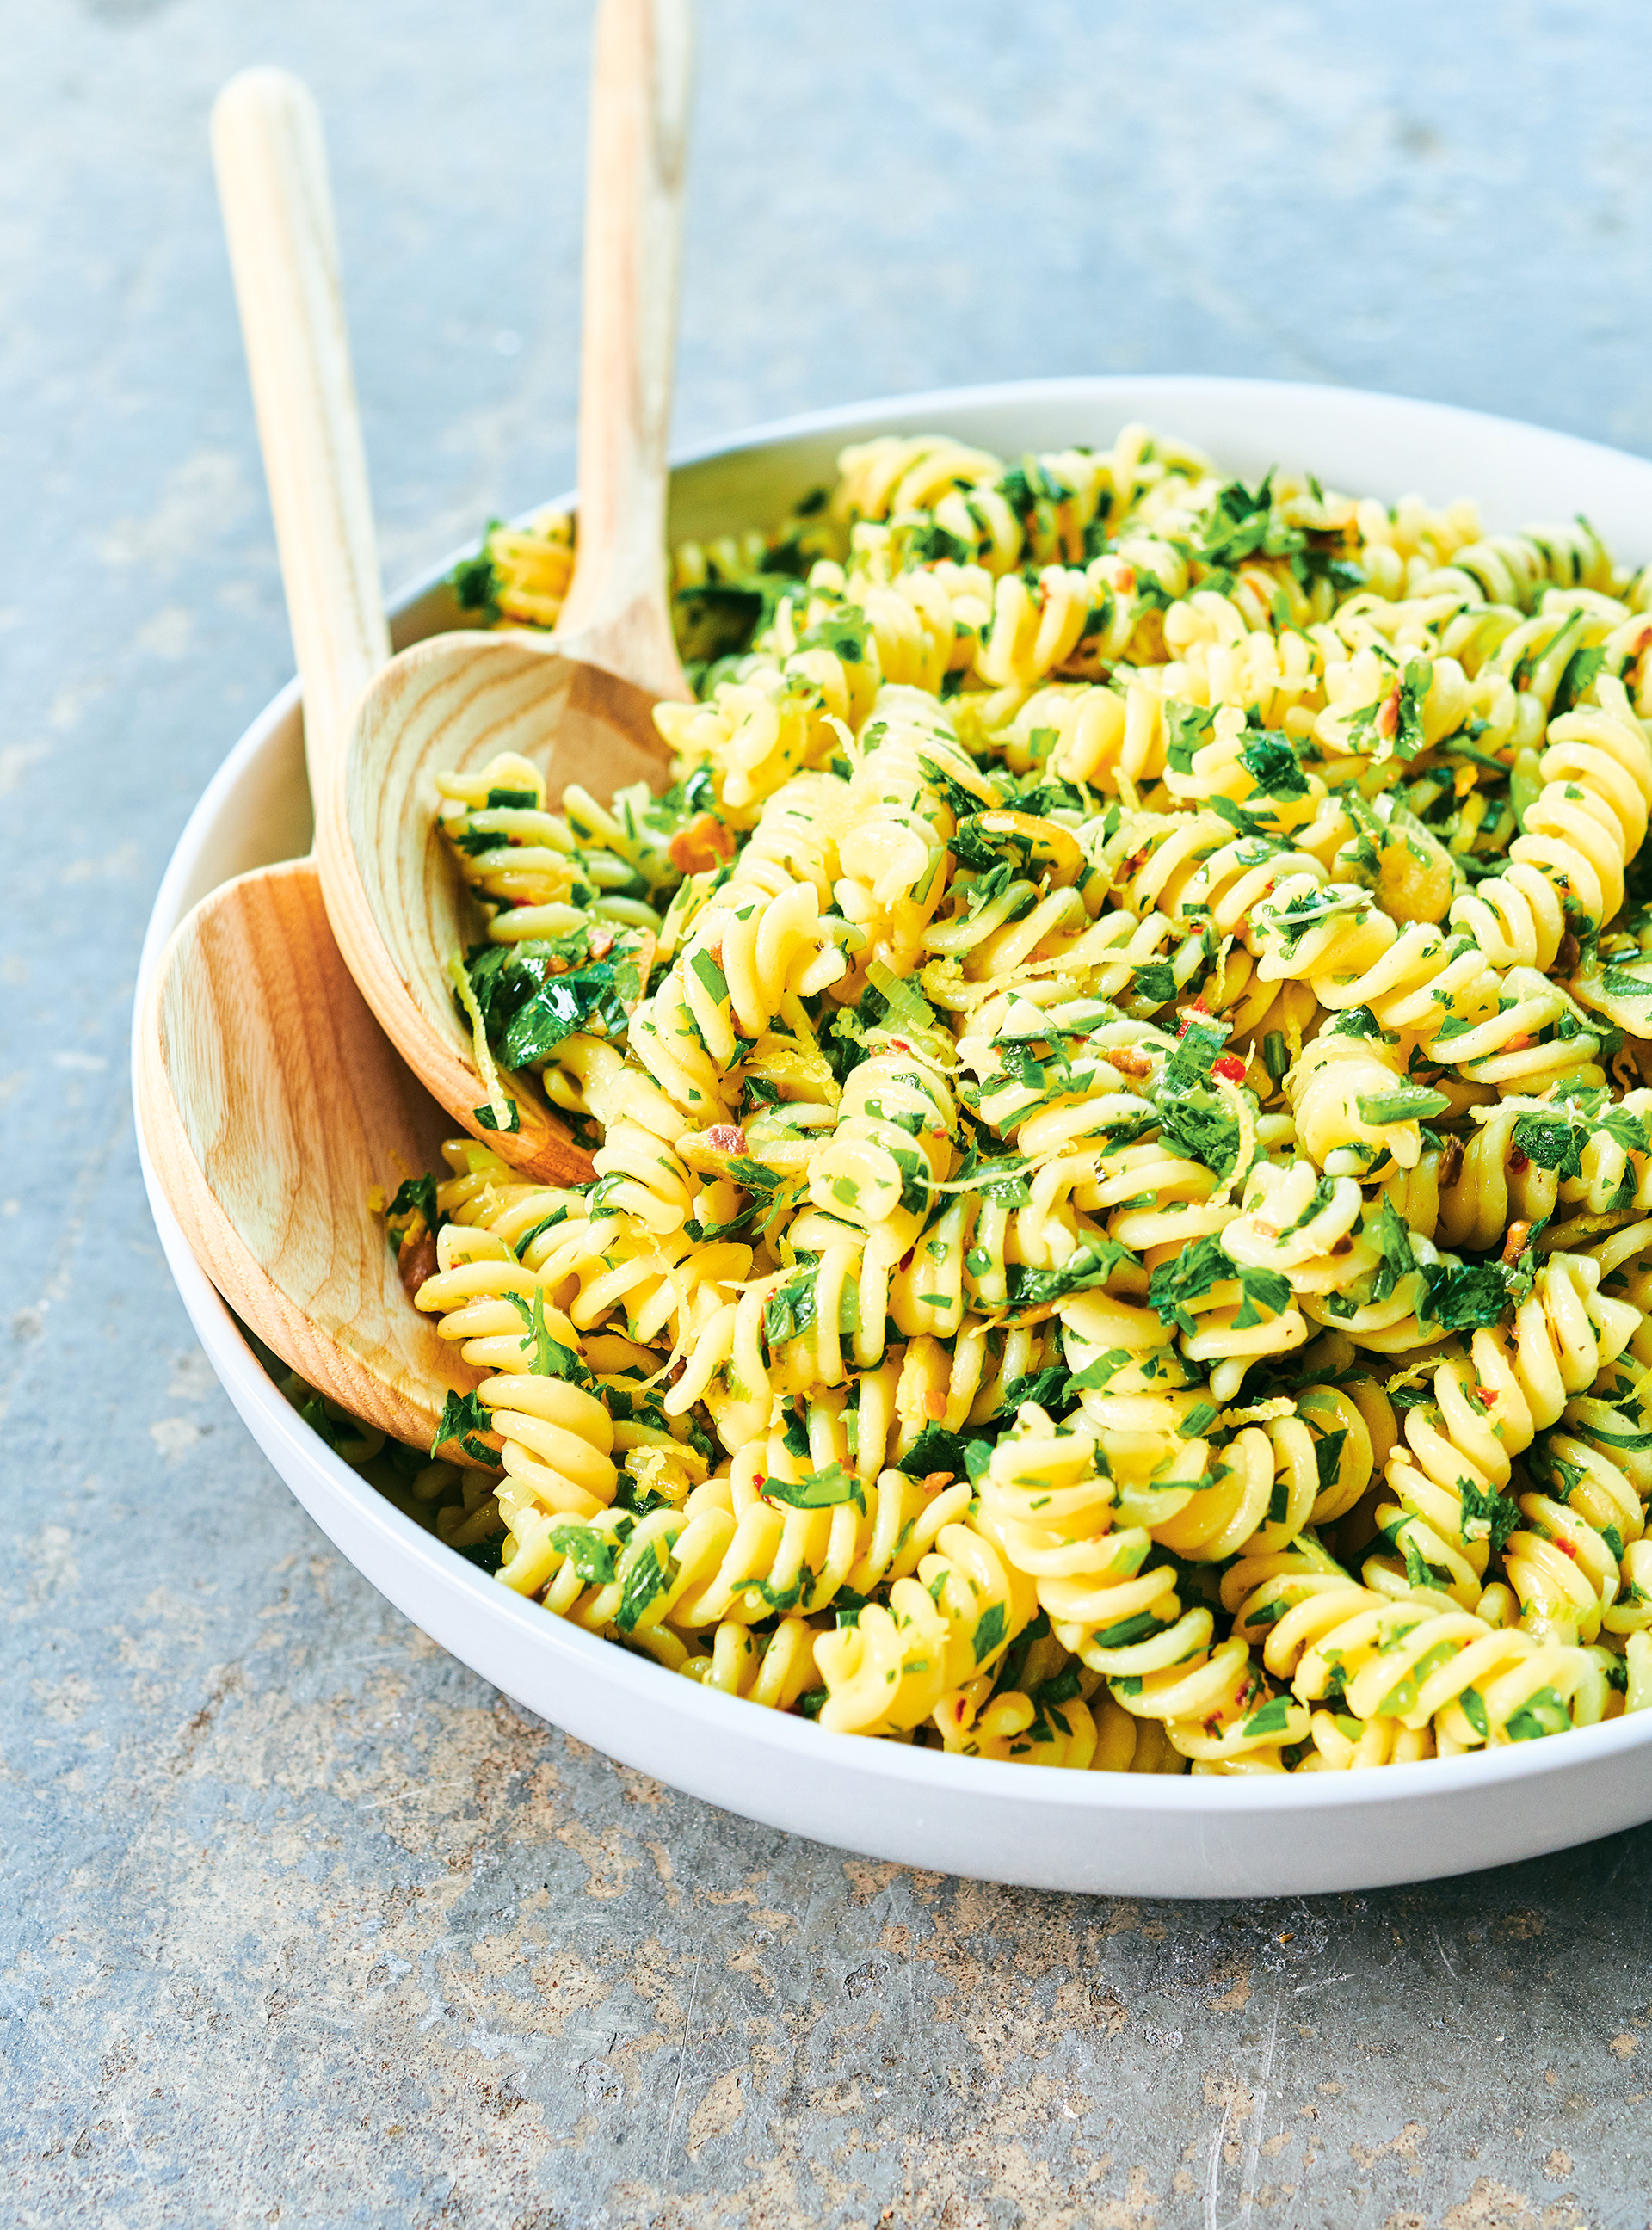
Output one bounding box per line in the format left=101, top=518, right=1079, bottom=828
left=8, top=1, right=1652, bottom=2223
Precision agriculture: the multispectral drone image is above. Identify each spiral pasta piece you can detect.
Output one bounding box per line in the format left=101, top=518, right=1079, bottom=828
left=1371, top=1254, right=1640, bottom=1615
left=1452, top=679, right=1652, bottom=976
left=1224, top=1544, right=1602, bottom=1755
left=813, top=1519, right=1037, bottom=1736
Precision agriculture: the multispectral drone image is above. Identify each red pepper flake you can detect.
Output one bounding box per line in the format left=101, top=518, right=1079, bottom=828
left=1377, top=682, right=1402, bottom=739
left=1556, top=1536, right=1578, bottom=1560
left=706, top=1124, right=747, bottom=1156
left=1331, top=1235, right=1353, bottom=1256
left=1213, top=1055, right=1247, bottom=1083
left=899, top=1248, right=915, bottom=1273
left=1504, top=1033, right=1530, bottom=1053
left=1116, top=564, right=1136, bottom=594
left=1475, top=1385, right=1498, bottom=1407
left=1508, top=1147, right=1529, bottom=1173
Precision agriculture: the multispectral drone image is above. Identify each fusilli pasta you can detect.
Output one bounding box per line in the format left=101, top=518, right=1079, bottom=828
left=352, top=421, right=1652, bottom=1778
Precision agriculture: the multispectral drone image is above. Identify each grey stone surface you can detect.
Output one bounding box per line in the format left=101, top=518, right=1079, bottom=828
left=6, top=0, right=1652, bottom=2222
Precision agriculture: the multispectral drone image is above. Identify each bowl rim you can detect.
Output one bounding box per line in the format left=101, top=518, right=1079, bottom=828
left=133, top=369, right=1652, bottom=1823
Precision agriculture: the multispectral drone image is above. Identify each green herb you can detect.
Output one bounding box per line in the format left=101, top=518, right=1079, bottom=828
left=504, top=1287, right=593, bottom=1386
left=1552, top=644, right=1606, bottom=719
left=387, top=1175, right=439, bottom=1229
left=1291, top=545, right=1367, bottom=599
left=1504, top=1685, right=1570, bottom=1742
left=1239, top=731, right=1310, bottom=799
left=616, top=1539, right=676, bottom=1634
left=1313, top=1429, right=1347, bottom=1502
left=464, top=936, right=650, bottom=1068
left=1198, top=476, right=1304, bottom=570
left=1347, top=656, right=1433, bottom=761
left=1148, top=1235, right=1230, bottom=1334
left=971, top=1602, right=1008, bottom=1667
left=1001, top=1237, right=1136, bottom=1309
left=549, top=1522, right=619, bottom=1586
left=1162, top=1016, right=1229, bottom=1092
left=1131, top=960, right=1179, bottom=1006
left=1511, top=1111, right=1587, bottom=1180
left=1162, top=700, right=1217, bottom=776
left=451, top=526, right=502, bottom=619
left=1356, top=1085, right=1452, bottom=1127
left=1241, top=1696, right=1293, bottom=1738
left=513, top=1207, right=570, bottom=1260
left=1420, top=1260, right=1508, bottom=1333
left=761, top=1462, right=867, bottom=1515
left=473, top=1097, right=521, bottom=1134
left=1367, top=1198, right=1417, bottom=1306
left=430, top=1389, right=497, bottom=1467
left=798, top=611, right=872, bottom=667
left=1231, top=1264, right=1292, bottom=1330
left=1092, top=1610, right=1167, bottom=1650
left=763, top=1271, right=819, bottom=1350
left=906, top=521, right=970, bottom=564
left=998, top=1366, right=1072, bottom=1416
left=689, top=947, right=730, bottom=1008
left=1458, top=1477, right=1522, bottom=1555
left=1148, top=1235, right=1288, bottom=1336
left=917, top=754, right=996, bottom=822
left=895, top=1423, right=987, bottom=1482
left=1156, top=1015, right=1245, bottom=1180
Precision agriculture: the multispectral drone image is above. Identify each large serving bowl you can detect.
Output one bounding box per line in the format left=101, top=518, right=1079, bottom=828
left=134, top=375, right=1652, bottom=1896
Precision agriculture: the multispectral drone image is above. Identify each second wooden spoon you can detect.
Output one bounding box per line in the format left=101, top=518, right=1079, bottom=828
left=317, top=0, right=695, bottom=1182
left=137, top=68, right=472, bottom=1447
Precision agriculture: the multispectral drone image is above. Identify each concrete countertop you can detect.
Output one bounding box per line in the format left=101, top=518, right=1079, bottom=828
left=5, top=2, right=1652, bottom=2222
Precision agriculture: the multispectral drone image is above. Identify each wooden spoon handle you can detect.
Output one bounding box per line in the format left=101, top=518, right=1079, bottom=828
left=212, top=68, right=390, bottom=784
left=554, top=0, right=695, bottom=703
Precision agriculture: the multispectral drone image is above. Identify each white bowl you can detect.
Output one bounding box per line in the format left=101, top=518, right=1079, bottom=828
left=134, top=374, right=1652, bottom=1896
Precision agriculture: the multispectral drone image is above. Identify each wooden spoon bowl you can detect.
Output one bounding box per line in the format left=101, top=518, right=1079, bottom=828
left=317, top=630, right=675, bottom=1184
left=141, top=859, right=472, bottom=1444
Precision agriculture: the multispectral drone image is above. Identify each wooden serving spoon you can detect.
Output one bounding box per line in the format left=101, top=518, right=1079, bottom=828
left=136, top=67, right=472, bottom=1448
left=317, top=0, right=694, bottom=1183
